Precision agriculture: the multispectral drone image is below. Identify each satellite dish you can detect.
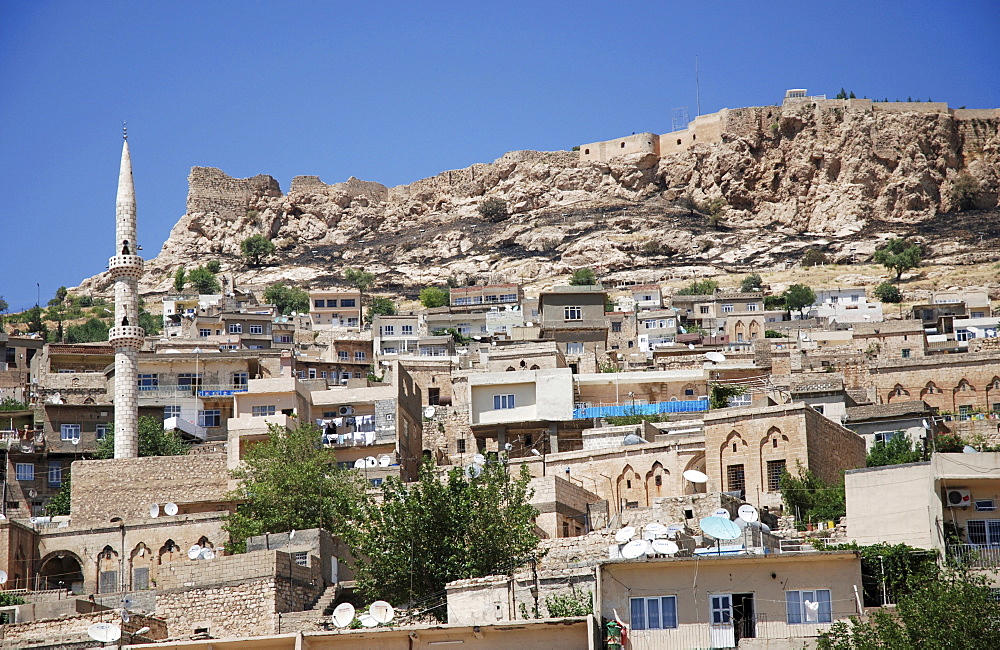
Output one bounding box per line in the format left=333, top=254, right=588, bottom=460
left=71, top=437, right=80, bottom=445
left=28, top=489, right=37, bottom=498
left=465, top=464, right=482, bottom=479
left=149, top=503, right=160, bottom=518
left=87, top=623, right=122, bottom=643
left=683, top=469, right=708, bottom=483
left=963, top=445, right=980, bottom=454
left=705, top=351, right=726, bottom=363
left=188, top=545, right=203, bottom=560
left=0, top=570, right=7, bottom=584
left=922, top=419, right=930, bottom=430
left=621, top=539, right=650, bottom=559
left=378, top=454, right=392, bottom=467
left=711, top=508, right=731, bottom=518
left=504, top=442, right=513, bottom=452
left=614, top=526, right=636, bottom=544
left=651, top=539, right=679, bottom=555
left=473, top=453, right=486, bottom=466
left=688, top=343, right=695, bottom=350
left=699, top=516, right=742, bottom=541
left=200, top=547, right=215, bottom=560
left=760, top=523, right=771, bottom=534
left=365, top=456, right=378, bottom=468
left=734, top=517, right=748, bottom=530
left=645, top=523, right=667, bottom=538
left=0, top=514, right=5, bottom=521
left=530, top=449, right=542, bottom=456
left=369, top=600, right=395, bottom=624
left=164, top=502, right=178, bottom=516
left=423, top=406, right=436, bottom=418
left=332, top=602, right=356, bottom=628
left=120, top=609, right=131, bottom=623
left=358, top=613, right=378, bottom=628
left=623, top=434, right=647, bottom=445
left=353, top=458, right=367, bottom=469
left=666, top=523, right=685, bottom=532
left=738, top=504, right=759, bottom=523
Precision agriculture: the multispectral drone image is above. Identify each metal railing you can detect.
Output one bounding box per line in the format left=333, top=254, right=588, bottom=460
left=137, top=384, right=248, bottom=398
left=948, top=544, right=1000, bottom=568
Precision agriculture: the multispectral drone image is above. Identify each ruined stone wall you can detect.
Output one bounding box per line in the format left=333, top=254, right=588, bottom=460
left=186, top=167, right=281, bottom=219
left=0, top=610, right=166, bottom=648
left=447, top=565, right=595, bottom=624
left=290, top=175, right=389, bottom=203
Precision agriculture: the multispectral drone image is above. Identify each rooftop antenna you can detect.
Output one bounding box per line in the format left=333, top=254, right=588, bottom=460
left=695, top=55, right=701, bottom=116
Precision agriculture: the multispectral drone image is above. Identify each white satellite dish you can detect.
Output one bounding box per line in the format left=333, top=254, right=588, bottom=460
left=621, top=539, right=650, bottom=559
left=0, top=514, right=5, bottom=521
left=378, top=454, right=392, bottom=467
left=200, top=547, right=215, bottom=560
left=734, top=517, right=748, bottom=530
left=365, top=456, right=378, bottom=468
left=332, top=602, right=356, bottom=628
left=0, top=570, right=7, bottom=584
left=188, top=545, right=203, bottom=560
left=738, top=504, right=759, bottom=522
left=149, top=503, right=160, bottom=518
left=711, top=508, right=730, bottom=518
left=760, top=523, right=771, bottom=534
left=164, top=502, right=178, bottom=516
left=687, top=343, right=695, bottom=350
left=71, top=437, right=80, bottom=445
left=28, top=489, right=37, bottom=498
left=465, top=464, right=482, bottom=479
left=705, top=351, right=726, bottom=363
left=651, top=539, right=679, bottom=555
left=358, top=613, right=378, bottom=628
left=922, top=419, right=930, bottom=430
left=963, top=445, right=980, bottom=454
left=683, top=469, right=708, bottom=483
left=423, top=406, right=436, bottom=418
left=120, top=608, right=131, bottom=623
left=87, top=623, right=122, bottom=643
left=369, top=600, right=395, bottom=624
left=353, top=458, right=367, bottom=469
left=473, top=453, right=486, bottom=466
left=645, top=523, right=667, bottom=538
left=614, top=526, right=636, bottom=544
left=666, top=523, right=685, bottom=532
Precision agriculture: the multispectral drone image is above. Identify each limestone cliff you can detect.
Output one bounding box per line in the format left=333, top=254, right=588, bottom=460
left=78, top=102, right=1000, bottom=296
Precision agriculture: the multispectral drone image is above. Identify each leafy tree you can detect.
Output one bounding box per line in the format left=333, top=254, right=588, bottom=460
left=545, top=587, right=593, bottom=617
left=173, top=266, right=187, bottom=292
left=676, top=279, right=719, bottom=296
left=801, top=249, right=829, bottom=267
left=873, top=282, right=902, bottom=303
left=94, top=416, right=190, bottom=460
left=0, top=397, right=29, bottom=411
left=25, top=305, right=47, bottom=338
left=568, top=268, right=597, bottom=286
left=264, top=283, right=311, bottom=315
left=709, top=383, right=747, bottom=409
left=0, top=592, right=25, bottom=622
left=783, top=284, right=816, bottom=316
left=478, top=197, right=508, bottom=222
left=368, top=297, right=397, bottom=322
left=45, top=475, right=71, bottom=516
left=138, top=304, right=162, bottom=335
left=867, top=435, right=924, bottom=467
left=764, top=295, right=785, bottom=311
left=419, top=286, right=449, bottom=308
left=780, top=464, right=846, bottom=528
left=951, top=172, right=981, bottom=212
left=345, top=268, right=376, bottom=325
left=346, top=459, right=539, bottom=618
left=188, top=266, right=221, bottom=294
left=54, top=286, right=68, bottom=304
left=206, top=260, right=222, bottom=274
left=446, top=275, right=461, bottom=289
left=0, top=295, right=8, bottom=324
left=873, top=239, right=922, bottom=281
left=240, top=234, right=276, bottom=266
left=739, top=273, right=763, bottom=292
left=224, top=423, right=364, bottom=553
left=764, top=329, right=783, bottom=338
left=432, top=327, right=470, bottom=345
left=65, top=317, right=111, bottom=343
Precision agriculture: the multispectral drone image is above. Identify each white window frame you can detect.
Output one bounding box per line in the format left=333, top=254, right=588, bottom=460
left=249, top=324, right=264, bottom=335
left=786, top=589, right=832, bottom=624
left=566, top=342, right=585, bottom=355
left=630, top=595, right=677, bottom=630
left=401, top=325, right=414, bottom=336
left=355, top=351, right=366, bottom=361
left=15, top=463, right=34, bottom=481
left=198, top=409, right=221, bottom=427
left=96, top=423, right=109, bottom=439
left=564, top=306, right=582, bottom=321
left=48, top=461, right=62, bottom=487
left=60, top=424, right=81, bottom=441
left=198, top=328, right=211, bottom=338
left=252, top=405, right=276, bottom=417
left=164, top=405, right=182, bottom=419
left=722, top=304, right=734, bottom=313
left=383, top=325, right=395, bottom=336
left=493, top=394, right=515, bottom=410
left=228, top=323, right=242, bottom=334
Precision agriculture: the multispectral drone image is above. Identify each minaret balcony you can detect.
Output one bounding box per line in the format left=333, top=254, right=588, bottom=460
left=108, top=255, right=144, bottom=277
left=109, top=326, right=146, bottom=348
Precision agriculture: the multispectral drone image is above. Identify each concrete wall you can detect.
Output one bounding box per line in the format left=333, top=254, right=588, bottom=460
left=845, top=461, right=938, bottom=549
left=468, top=369, right=574, bottom=425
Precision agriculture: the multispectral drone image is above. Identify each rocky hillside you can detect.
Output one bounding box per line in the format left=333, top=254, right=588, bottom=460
left=78, top=101, right=1000, bottom=297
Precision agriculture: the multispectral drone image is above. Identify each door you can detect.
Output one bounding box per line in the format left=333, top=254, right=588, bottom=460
left=709, top=593, right=735, bottom=648
left=733, top=593, right=756, bottom=641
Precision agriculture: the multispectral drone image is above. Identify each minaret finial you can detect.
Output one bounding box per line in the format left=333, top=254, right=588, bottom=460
left=122, top=121, right=128, bottom=141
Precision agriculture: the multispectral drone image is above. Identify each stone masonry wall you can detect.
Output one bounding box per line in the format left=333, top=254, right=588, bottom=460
left=0, top=610, right=166, bottom=649
left=186, top=167, right=281, bottom=218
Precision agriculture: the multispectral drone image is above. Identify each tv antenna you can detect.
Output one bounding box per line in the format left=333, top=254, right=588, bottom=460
left=695, top=55, right=701, bottom=116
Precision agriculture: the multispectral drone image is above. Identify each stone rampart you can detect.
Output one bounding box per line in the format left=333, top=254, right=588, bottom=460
left=186, top=167, right=281, bottom=218
left=290, top=175, right=388, bottom=203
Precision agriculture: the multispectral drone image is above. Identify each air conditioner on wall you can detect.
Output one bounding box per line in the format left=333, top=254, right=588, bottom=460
left=339, top=406, right=354, bottom=415
left=946, top=488, right=972, bottom=507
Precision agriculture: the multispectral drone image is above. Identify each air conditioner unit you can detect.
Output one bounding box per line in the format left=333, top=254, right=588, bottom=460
left=946, top=488, right=972, bottom=507
left=339, top=406, right=354, bottom=415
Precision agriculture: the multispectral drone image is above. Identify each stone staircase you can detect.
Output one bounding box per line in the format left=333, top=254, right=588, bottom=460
left=310, top=584, right=342, bottom=616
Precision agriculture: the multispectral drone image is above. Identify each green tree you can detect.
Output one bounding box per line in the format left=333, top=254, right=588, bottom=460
left=240, top=234, right=276, bottom=266
left=867, top=435, right=924, bottom=467
left=173, top=266, right=187, bottom=292
left=739, top=273, right=763, bottom=292
left=432, top=327, right=470, bottom=345
left=568, top=268, right=597, bottom=286
left=45, top=475, right=71, bottom=516
left=478, top=197, right=509, bottom=222
left=783, top=284, right=816, bottom=317
left=206, top=260, right=222, bottom=274
left=872, top=282, right=902, bottom=303
left=224, top=423, right=364, bottom=553
left=94, top=416, right=190, bottom=460
left=188, top=266, right=221, bottom=294
left=53, top=286, right=68, bottom=305
left=801, top=249, right=829, bottom=267
left=764, top=329, right=783, bottom=338
left=780, top=464, right=846, bottom=528
left=138, top=304, right=162, bottom=335
left=347, top=459, right=539, bottom=618
left=545, top=587, right=593, bottom=617
left=419, top=286, right=449, bottom=308
left=0, top=592, right=25, bottom=622
left=25, top=305, right=47, bottom=338
left=264, top=283, right=311, bottom=315
left=0, top=397, right=29, bottom=411
left=368, top=297, right=397, bottom=322
left=64, top=317, right=111, bottom=343
left=873, top=239, right=922, bottom=281
left=676, top=279, right=719, bottom=296
left=0, top=295, right=8, bottom=325
left=951, top=172, right=981, bottom=212
left=345, top=268, right=376, bottom=325
left=709, top=383, right=748, bottom=409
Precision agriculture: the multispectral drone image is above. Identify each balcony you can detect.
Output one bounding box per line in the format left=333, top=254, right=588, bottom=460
left=138, top=384, right=248, bottom=399
left=947, top=544, right=1000, bottom=568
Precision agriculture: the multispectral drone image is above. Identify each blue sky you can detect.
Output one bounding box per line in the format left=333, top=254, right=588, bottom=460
left=1, top=1, right=998, bottom=310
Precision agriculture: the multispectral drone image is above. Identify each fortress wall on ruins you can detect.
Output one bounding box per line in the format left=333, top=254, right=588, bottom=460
left=186, top=167, right=281, bottom=218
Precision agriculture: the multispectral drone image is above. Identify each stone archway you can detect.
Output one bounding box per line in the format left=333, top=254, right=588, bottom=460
left=38, top=551, right=85, bottom=593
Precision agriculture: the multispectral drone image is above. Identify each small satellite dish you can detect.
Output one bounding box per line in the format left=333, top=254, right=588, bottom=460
left=0, top=514, right=6, bottom=521
left=378, top=454, right=392, bottom=467
left=120, top=609, right=131, bottom=623
left=964, top=445, right=980, bottom=454
left=651, top=539, right=679, bottom=555
left=711, top=508, right=730, bottom=518
left=688, top=343, right=695, bottom=350
left=465, top=464, right=482, bottom=479
left=164, top=502, right=178, bottom=516
left=530, top=449, right=542, bottom=456
left=738, top=504, right=759, bottom=523
left=699, top=516, right=742, bottom=541
left=149, top=503, right=160, bottom=518
left=473, top=453, right=486, bottom=466
left=370, top=600, right=395, bottom=624
left=621, top=539, right=650, bottom=559
left=504, top=442, right=513, bottom=452
left=614, top=526, right=636, bottom=544
left=365, top=456, right=378, bottom=468
left=28, top=489, right=37, bottom=498
left=683, top=469, right=708, bottom=483
left=423, top=406, right=436, bottom=419
left=121, top=597, right=134, bottom=609
left=87, top=623, right=122, bottom=643
left=358, top=613, right=378, bottom=628
left=705, top=351, right=726, bottom=363
left=734, top=517, right=748, bottom=530
left=332, top=602, right=356, bottom=628
left=922, top=419, right=930, bottom=430
left=645, top=523, right=667, bottom=537
left=71, top=437, right=80, bottom=445
left=623, top=433, right=647, bottom=445
left=353, top=458, right=367, bottom=469
left=188, top=545, right=203, bottom=560
left=0, top=570, right=7, bottom=584
left=760, top=523, right=771, bottom=534
left=200, top=547, right=215, bottom=560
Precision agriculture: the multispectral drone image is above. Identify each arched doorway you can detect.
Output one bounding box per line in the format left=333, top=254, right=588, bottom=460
left=38, top=551, right=85, bottom=593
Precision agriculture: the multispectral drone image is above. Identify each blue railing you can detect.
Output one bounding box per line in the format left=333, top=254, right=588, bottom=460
left=573, top=399, right=709, bottom=419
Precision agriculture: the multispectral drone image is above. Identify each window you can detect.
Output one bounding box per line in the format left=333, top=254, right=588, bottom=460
left=874, top=430, right=904, bottom=444
left=320, top=371, right=327, bottom=379
left=383, top=325, right=395, bottom=336
left=901, top=348, right=911, bottom=358
left=493, top=394, right=515, bottom=410
left=198, top=410, right=221, bottom=427
left=644, top=320, right=657, bottom=329
left=402, top=325, right=413, bottom=336
left=274, top=335, right=293, bottom=343
left=699, top=305, right=710, bottom=314
left=133, top=567, right=149, bottom=591
left=347, top=318, right=359, bottom=328
left=457, top=439, right=467, bottom=454
left=767, top=459, right=786, bottom=491
left=967, top=520, right=1000, bottom=546
left=232, top=372, right=248, bottom=389
left=611, top=321, right=622, bottom=333
left=164, top=405, right=181, bottom=419
left=228, top=323, right=242, bottom=334
left=314, top=299, right=326, bottom=308
left=726, top=464, right=745, bottom=492
left=786, top=589, right=832, bottom=624
left=48, top=462, right=62, bottom=487
left=298, top=370, right=306, bottom=379
left=355, top=351, right=366, bottom=361
left=138, top=374, right=159, bottom=390
left=566, top=342, right=584, bottom=355
left=15, top=464, right=34, bottom=481
left=96, top=423, right=109, bottom=439
left=340, top=299, right=356, bottom=307
left=198, top=328, right=211, bottom=337
left=249, top=324, right=263, bottom=334
left=500, top=293, right=517, bottom=302
left=99, top=571, right=118, bottom=594
left=722, top=304, right=734, bottom=313
left=339, top=350, right=349, bottom=360
left=747, top=303, right=759, bottom=312
left=975, top=499, right=996, bottom=512
left=308, top=369, right=317, bottom=379
left=630, top=596, right=677, bottom=630
left=294, top=551, right=309, bottom=567
left=178, top=373, right=201, bottom=391
left=564, top=306, right=582, bottom=321
left=428, top=387, right=440, bottom=405
left=60, top=424, right=81, bottom=441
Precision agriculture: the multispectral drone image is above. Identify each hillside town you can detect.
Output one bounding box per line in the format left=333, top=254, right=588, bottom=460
left=1, top=108, right=1000, bottom=649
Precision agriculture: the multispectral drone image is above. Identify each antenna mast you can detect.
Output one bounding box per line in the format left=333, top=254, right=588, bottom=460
left=695, top=55, right=701, bottom=116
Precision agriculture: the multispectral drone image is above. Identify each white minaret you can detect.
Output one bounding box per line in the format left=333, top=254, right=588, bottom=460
left=108, top=129, right=145, bottom=458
